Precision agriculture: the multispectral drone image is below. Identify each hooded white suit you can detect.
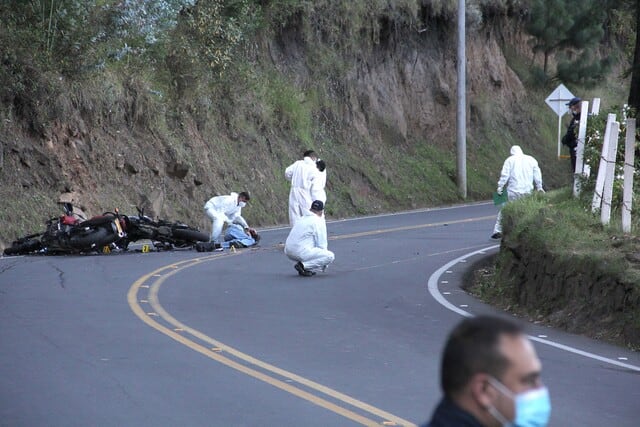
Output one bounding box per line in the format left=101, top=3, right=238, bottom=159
left=311, top=168, right=327, bottom=204
left=285, top=156, right=317, bottom=225
left=493, top=145, right=543, bottom=235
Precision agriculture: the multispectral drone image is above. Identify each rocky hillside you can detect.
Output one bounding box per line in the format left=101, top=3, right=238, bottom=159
left=0, top=3, right=584, bottom=247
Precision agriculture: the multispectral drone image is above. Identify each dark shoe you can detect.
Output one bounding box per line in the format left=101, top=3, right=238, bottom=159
left=491, top=232, right=502, bottom=240
left=295, top=261, right=314, bottom=277
left=196, top=242, right=221, bottom=252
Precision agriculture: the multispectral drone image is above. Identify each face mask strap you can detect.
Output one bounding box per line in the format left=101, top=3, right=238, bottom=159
left=488, top=377, right=514, bottom=399
left=488, top=405, right=512, bottom=427
left=487, top=377, right=515, bottom=426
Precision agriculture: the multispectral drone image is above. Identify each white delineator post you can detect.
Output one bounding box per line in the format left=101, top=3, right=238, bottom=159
left=622, top=118, right=636, bottom=233
left=600, top=121, right=620, bottom=226
left=591, top=97, right=601, bottom=115
left=591, top=113, right=617, bottom=212
left=573, top=100, right=589, bottom=197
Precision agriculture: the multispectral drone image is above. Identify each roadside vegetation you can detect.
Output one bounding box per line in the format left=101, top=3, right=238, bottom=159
left=469, top=105, right=640, bottom=349
left=470, top=187, right=640, bottom=349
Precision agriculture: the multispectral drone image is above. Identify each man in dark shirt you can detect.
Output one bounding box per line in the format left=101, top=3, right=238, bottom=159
left=561, top=97, right=582, bottom=172
left=423, top=316, right=551, bottom=427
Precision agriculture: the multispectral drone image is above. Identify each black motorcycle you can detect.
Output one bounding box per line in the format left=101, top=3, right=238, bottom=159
left=116, top=207, right=209, bottom=250
left=3, top=203, right=124, bottom=256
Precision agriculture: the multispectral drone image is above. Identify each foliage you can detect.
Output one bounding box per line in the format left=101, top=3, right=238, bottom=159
left=478, top=187, right=640, bottom=350
left=524, top=0, right=611, bottom=86
left=580, top=106, right=639, bottom=214
left=175, top=0, right=258, bottom=72
left=0, top=1, right=98, bottom=72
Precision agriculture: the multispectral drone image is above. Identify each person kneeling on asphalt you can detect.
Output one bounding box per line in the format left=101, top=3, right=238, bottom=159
left=203, top=191, right=252, bottom=245
left=284, top=200, right=334, bottom=277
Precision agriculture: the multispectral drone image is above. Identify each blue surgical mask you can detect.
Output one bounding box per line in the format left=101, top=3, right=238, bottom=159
left=488, top=377, right=551, bottom=427
left=238, top=201, right=246, bottom=208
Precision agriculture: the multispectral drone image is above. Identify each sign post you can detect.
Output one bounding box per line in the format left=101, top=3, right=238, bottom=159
left=545, top=84, right=575, bottom=158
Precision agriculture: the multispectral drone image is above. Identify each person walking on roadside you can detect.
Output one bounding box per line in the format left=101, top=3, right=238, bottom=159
left=422, top=315, right=551, bottom=427
left=204, top=191, right=252, bottom=245
left=285, top=149, right=318, bottom=226
left=561, top=97, right=582, bottom=172
left=491, top=145, right=544, bottom=239
left=284, top=200, right=334, bottom=277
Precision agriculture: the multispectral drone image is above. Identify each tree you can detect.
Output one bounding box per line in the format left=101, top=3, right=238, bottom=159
left=629, top=0, right=640, bottom=113
left=525, top=0, right=609, bottom=85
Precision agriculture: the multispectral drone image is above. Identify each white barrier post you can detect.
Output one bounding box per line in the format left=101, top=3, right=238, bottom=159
left=573, top=100, right=589, bottom=197
left=600, top=121, right=620, bottom=226
left=591, top=114, right=617, bottom=212
left=622, top=118, right=636, bottom=233
left=591, top=98, right=601, bottom=115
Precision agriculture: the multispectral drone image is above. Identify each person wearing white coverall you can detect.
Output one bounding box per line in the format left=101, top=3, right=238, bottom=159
left=492, top=145, right=544, bottom=239
left=284, top=200, right=334, bottom=276
left=311, top=159, right=327, bottom=205
left=204, top=191, right=252, bottom=244
left=285, top=150, right=318, bottom=226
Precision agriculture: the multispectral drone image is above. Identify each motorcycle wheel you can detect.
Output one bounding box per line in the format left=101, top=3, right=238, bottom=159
left=171, top=228, right=209, bottom=243
left=69, top=227, right=119, bottom=251
left=3, top=238, right=43, bottom=255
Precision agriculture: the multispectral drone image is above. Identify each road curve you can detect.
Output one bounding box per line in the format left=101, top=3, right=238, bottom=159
left=1, top=202, right=638, bottom=426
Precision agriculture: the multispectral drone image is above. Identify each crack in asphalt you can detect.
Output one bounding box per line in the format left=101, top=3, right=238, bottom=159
left=49, top=263, right=66, bottom=289
left=0, top=261, right=16, bottom=275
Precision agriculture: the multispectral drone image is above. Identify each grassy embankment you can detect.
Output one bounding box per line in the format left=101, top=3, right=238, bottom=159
left=470, top=186, right=640, bottom=349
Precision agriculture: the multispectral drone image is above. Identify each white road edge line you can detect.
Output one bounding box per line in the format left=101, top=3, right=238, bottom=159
left=427, top=245, right=640, bottom=373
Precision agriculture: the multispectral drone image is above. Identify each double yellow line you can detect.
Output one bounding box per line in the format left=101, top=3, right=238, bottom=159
left=127, top=253, right=415, bottom=426
left=127, top=215, right=494, bottom=425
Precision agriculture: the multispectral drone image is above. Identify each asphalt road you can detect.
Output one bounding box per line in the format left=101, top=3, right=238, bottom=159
left=1, top=202, right=639, bottom=426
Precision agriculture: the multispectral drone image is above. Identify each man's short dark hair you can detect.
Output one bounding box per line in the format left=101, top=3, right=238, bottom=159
left=238, top=191, right=250, bottom=201
left=310, top=200, right=324, bottom=211
left=440, top=316, right=524, bottom=397
left=303, top=150, right=316, bottom=158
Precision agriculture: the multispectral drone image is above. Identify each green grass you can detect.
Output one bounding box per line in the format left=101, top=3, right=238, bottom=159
left=476, top=188, right=640, bottom=348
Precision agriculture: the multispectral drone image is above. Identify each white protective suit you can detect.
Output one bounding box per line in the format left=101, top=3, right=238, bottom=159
left=284, top=211, right=335, bottom=272
left=204, top=192, right=249, bottom=243
left=310, top=168, right=327, bottom=204
left=493, top=145, right=544, bottom=234
left=285, top=156, right=317, bottom=225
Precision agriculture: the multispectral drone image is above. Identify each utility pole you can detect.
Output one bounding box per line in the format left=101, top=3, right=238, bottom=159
left=456, top=0, right=467, bottom=198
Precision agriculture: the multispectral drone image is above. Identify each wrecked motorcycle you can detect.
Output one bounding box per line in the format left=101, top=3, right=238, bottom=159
left=116, top=207, right=209, bottom=250
left=3, top=203, right=124, bottom=256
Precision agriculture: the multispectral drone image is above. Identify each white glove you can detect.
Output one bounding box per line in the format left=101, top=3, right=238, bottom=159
left=537, top=187, right=546, bottom=193
left=496, top=188, right=503, bottom=195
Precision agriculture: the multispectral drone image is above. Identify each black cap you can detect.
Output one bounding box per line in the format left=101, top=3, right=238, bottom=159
left=310, top=200, right=324, bottom=211
left=566, top=97, right=581, bottom=107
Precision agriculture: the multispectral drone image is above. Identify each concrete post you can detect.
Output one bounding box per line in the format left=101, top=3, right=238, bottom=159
left=600, top=121, right=620, bottom=226
left=591, top=113, right=616, bottom=212
left=622, top=118, right=636, bottom=233
left=573, top=100, right=589, bottom=197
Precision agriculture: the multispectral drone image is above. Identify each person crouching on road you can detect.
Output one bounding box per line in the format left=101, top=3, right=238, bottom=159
left=204, top=191, right=252, bottom=245
left=284, top=200, right=334, bottom=277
